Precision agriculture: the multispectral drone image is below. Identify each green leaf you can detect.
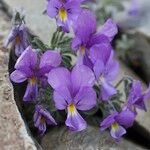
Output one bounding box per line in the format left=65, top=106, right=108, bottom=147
left=94, top=85, right=100, bottom=96
left=98, top=102, right=111, bottom=117
left=112, top=101, right=121, bottom=112
left=83, top=106, right=99, bottom=116
left=101, top=0, right=124, bottom=10
left=52, top=110, right=66, bottom=124
left=115, top=34, right=135, bottom=59
left=57, top=37, right=72, bottom=53
left=36, top=85, right=66, bottom=123
left=51, top=30, right=59, bottom=47
left=31, top=37, right=49, bottom=51
left=61, top=55, right=72, bottom=69
left=124, top=78, right=132, bottom=99
left=58, top=36, right=72, bottom=45
left=86, top=116, right=101, bottom=126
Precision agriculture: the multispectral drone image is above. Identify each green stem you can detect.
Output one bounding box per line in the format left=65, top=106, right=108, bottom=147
left=51, top=29, right=60, bottom=47
left=115, top=78, right=124, bottom=88
left=115, top=76, right=133, bottom=88
left=108, top=101, right=116, bottom=112
left=59, top=31, right=65, bottom=41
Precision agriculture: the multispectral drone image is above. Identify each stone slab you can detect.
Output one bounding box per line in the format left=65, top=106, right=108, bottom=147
left=2, top=0, right=56, bottom=44
left=123, top=32, right=150, bottom=83
left=113, top=0, right=150, bottom=38
left=41, top=126, right=142, bottom=150
left=0, top=9, right=37, bottom=150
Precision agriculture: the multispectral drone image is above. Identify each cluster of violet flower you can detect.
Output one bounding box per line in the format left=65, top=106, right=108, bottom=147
left=5, top=0, right=150, bottom=140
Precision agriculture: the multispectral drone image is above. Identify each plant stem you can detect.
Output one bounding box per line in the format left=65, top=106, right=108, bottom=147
left=108, top=101, right=117, bottom=112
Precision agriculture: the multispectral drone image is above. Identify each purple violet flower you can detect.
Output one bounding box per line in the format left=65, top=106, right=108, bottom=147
left=72, top=10, right=118, bottom=51
left=47, top=0, right=81, bottom=33
left=5, top=24, right=29, bottom=57
left=97, top=18, right=118, bottom=42
left=89, top=47, right=119, bottom=101
left=72, top=9, right=118, bottom=66
left=10, top=46, right=61, bottom=102
left=126, top=80, right=150, bottom=112
left=100, top=110, right=135, bottom=139
left=128, top=0, right=139, bottom=16
left=48, top=65, right=96, bottom=132
left=34, top=105, right=57, bottom=135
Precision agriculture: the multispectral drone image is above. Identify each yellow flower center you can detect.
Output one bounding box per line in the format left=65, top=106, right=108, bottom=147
left=111, top=122, right=119, bottom=130
left=15, top=35, right=21, bottom=44
left=68, top=103, right=76, bottom=114
left=59, top=8, right=67, bottom=22
left=40, top=116, right=46, bottom=124
left=29, top=77, right=37, bottom=85
left=80, top=46, right=86, bottom=55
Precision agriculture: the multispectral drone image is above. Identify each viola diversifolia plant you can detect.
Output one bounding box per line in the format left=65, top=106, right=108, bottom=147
left=6, top=0, right=150, bottom=140
left=10, top=46, right=61, bottom=102
left=47, top=0, right=81, bottom=33
left=5, top=11, right=29, bottom=57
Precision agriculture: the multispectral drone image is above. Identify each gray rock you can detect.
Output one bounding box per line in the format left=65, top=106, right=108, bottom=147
left=2, top=0, right=56, bottom=44
left=113, top=0, right=150, bottom=38
left=0, top=9, right=37, bottom=150
left=41, top=126, right=142, bottom=150
left=125, top=32, right=150, bottom=83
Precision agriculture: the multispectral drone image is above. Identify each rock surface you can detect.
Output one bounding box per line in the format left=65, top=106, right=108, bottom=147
left=0, top=9, right=37, bottom=150
left=125, top=32, right=150, bottom=83
left=113, top=0, right=150, bottom=38
left=2, top=0, right=55, bottom=44
left=41, top=126, right=142, bottom=150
